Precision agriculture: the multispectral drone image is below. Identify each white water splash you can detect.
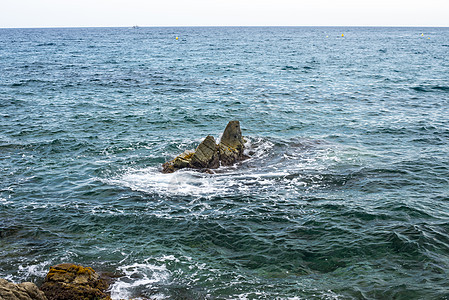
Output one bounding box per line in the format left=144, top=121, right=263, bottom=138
left=106, top=137, right=357, bottom=198
left=109, top=259, right=172, bottom=300
left=4, top=261, right=53, bottom=283
left=108, top=167, right=228, bottom=197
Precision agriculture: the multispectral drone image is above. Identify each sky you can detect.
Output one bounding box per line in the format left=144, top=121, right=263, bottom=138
left=1, top=0, right=448, bottom=28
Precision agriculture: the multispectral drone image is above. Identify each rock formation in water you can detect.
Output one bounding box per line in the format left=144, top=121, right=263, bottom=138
left=218, top=120, right=246, bottom=166
left=190, top=135, right=220, bottom=169
left=0, top=278, right=47, bottom=300
left=40, top=263, right=111, bottom=300
left=162, top=120, right=247, bottom=173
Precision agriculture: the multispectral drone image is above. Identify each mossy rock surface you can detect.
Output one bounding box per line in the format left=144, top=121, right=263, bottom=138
left=41, top=263, right=111, bottom=300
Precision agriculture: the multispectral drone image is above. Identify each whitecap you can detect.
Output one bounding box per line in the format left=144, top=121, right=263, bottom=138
left=9, top=261, right=53, bottom=283
left=107, top=167, right=228, bottom=197
left=109, top=260, right=171, bottom=300
left=106, top=137, right=363, bottom=199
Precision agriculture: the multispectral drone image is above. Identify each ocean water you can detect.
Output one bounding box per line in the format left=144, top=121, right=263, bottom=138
left=1, top=26, right=449, bottom=299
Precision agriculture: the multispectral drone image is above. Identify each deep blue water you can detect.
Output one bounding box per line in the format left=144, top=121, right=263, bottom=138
left=1, top=26, right=449, bottom=299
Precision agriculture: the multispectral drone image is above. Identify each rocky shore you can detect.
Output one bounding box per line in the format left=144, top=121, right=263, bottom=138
left=0, top=121, right=248, bottom=300
left=0, top=264, right=111, bottom=300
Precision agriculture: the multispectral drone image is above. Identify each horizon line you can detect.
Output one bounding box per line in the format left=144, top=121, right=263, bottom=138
left=1, top=25, right=449, bottom=30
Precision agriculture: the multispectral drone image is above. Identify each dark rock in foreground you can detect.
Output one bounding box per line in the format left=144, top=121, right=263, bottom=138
left=0, top=278, right=47, bottom=300
left=162, top=121, right=247, bottom=173
left=40, top=263, right=111, bottom=300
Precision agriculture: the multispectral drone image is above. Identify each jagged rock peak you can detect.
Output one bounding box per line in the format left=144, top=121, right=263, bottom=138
left=161, top=121, right=247, bottom=173
left=219, top=120, right=244, bottom=150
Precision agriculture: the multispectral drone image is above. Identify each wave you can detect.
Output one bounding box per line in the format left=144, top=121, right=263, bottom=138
left=411, top=85, right=449, bottom=93
left=10, top=79, right=53, bottom=87
left=0, top=98, right=28, bottom=107
left=109, top=260, right=171, bottom=300
left=106, top=137, right=367, bottom=199
left=36, top=42, right=56, bottom=46
left=281, top=65, right=314, bottom=71
left=109, top=255, right=214, bottom=300
left=281, top=65, right=300, bottom=70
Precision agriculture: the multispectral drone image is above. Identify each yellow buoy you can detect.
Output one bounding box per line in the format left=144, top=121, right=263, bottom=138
left=326, top=35, right=329, bottom=38
left=341, top=34, right=344, bottom=37
left=176, top=36, right=178, bottom=40
left=421, top=33, right=424, bottom=36
left=428, top=37, right=430, bottom=39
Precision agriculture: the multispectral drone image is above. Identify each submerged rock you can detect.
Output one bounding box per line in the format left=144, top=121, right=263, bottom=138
left=0, top=278, right=47, bottom=300
left=161, top=121, right=247, bottom=173
left=40, top=263, right=111, bottom=300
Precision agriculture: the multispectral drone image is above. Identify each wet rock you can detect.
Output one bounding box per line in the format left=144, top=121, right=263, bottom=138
left=219, top=120, right=245, bottom=150
left=219, top=120, right=246, bottom=166
left=0, top=278, right=47, bottom=300
left=190, top=135, right=219, bottom=169
left=161, top=121, right=247, bottom=173
left=162, top=150, right=195, bottom=173
left=203, top=168, right=215, bottom=174
left=40, top=263, right=111, bottom=300
left=218, top=144, right=241, bottom=166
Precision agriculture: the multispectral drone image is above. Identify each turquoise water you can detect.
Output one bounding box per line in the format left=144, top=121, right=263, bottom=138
left=1, top=27, right=449, bottom=299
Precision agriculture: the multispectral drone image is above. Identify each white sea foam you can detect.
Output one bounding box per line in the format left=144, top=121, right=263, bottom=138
left=108, top=167, right=229, bottom=197
left=109, top=260, right=171, bottom=300
left=0, top=197, right=11, bottom=204
left=107, top=137, right=354, bottom=198
left=108, top=166, right=299, bottom=199
left=106, top=139, right=285, bottom=197
left=7, top=261, right=53, bottom=283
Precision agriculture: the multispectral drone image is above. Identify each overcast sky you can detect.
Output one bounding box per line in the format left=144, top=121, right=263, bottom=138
left=1, top=0, right=448, bottom=28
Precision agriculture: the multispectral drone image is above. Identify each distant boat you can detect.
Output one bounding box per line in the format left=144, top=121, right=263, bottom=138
left=132, top=25, right=139, bottom=29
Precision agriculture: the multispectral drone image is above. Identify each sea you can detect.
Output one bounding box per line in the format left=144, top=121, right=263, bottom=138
left=1, top=26, right=449, bottom=299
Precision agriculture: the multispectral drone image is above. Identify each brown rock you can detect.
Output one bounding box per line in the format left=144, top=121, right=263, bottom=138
left=173, top=151, right=193, bottom=169
left=203, top=168, right=215, bottom=174
left=40, top=263, right=111, bottom=300
left=0, top=278, right=47, bottom=300
left=219, top=120, right=244, bottom=150
left=218, top=121, right=246, bottom=166
left=162, top=150, right=195, bottom=173
left=190, top=135, right=219, bottom=169
left=161, top=121, right=247, bottom=173
left=218, top=144, right=240, bottom=166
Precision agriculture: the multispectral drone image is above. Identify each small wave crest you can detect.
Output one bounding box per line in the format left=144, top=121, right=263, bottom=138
left=411, top=85, right=449, bottom=93
left=2, top=261, right=52, bottom=283
left=109, top=258, right=173, bottom=300
left=108, top=167, right=227, bottom=197
left=107, top=137, right=363, bottom=199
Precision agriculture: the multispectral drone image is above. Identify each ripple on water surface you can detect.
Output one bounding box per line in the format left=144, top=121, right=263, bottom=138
left=1, top=27, right=449, bottom=299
